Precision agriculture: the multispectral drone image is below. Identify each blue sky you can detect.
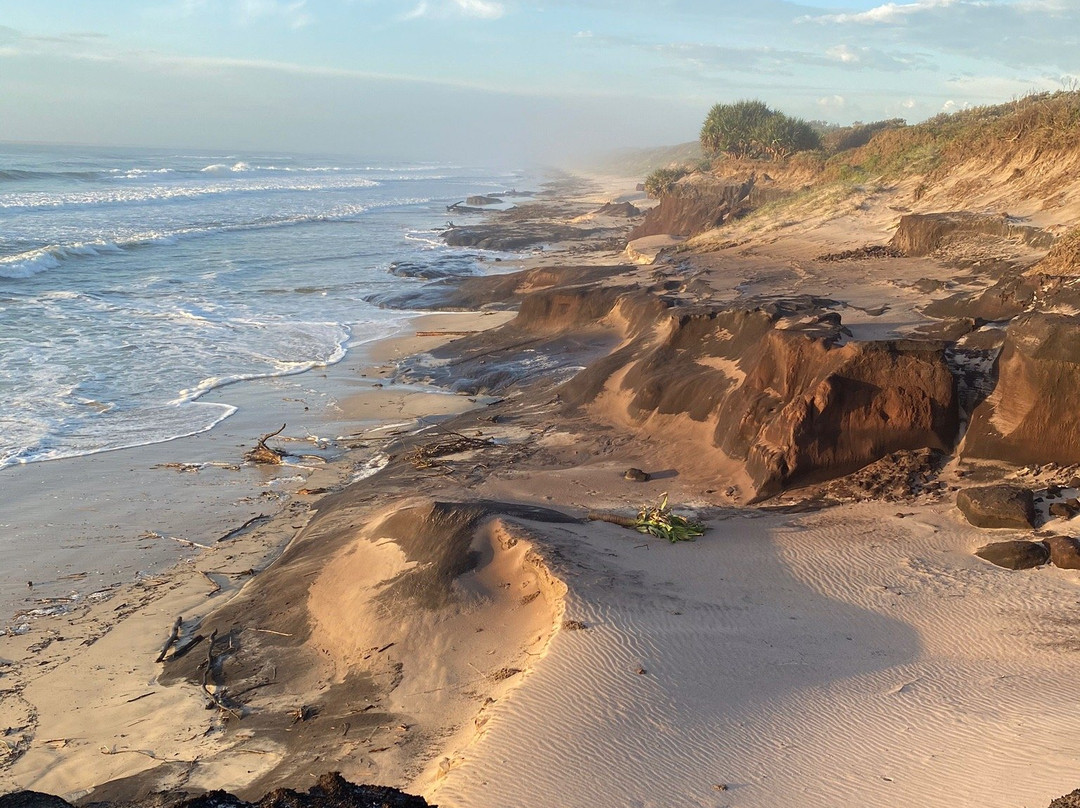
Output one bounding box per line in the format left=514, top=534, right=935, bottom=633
left=1, top=0, right=1078, bottom=162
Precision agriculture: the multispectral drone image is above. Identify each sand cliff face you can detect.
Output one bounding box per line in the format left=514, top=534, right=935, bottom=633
left=558, top=295, right=959, bottom=498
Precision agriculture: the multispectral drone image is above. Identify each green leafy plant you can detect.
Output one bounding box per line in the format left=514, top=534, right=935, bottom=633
left=700, top=99, right=821, bottom=160
left=643, top=166, right=689, bottom=198
left=634, top=494, right=706, bottom=543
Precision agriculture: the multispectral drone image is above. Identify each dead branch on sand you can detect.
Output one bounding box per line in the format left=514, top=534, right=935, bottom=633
left=155, top=615, right=183, bottom=663
left=586, top=512, right=638, bottom=528
left=246, top=424, right=288, bottom=464
left=410, top=431, right=494, bottom=469
left=200, top=630, right=242, bottom=719
left=217, top=514, right=271, bottom=543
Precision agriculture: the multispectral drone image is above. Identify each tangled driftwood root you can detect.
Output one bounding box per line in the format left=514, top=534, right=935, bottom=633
left=246, top=424, right=288, bottom=465
left=410, top=432, right=494, bottom=469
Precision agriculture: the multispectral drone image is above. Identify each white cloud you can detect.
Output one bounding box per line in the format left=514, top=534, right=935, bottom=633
left=237, top=0, right=312, bottom=28
left=801, top=0, right=1080, bottom=71
left=818, top=94, right=846, bottom=108
left=453, top=0, right=504, bottom=18
left=807, top=0, right=964, bottom=25
left=826, top=44, right=859, bottom=63
left=400, top=0, right=505, bottom=20
left=166, top=0, right=312, bottom=28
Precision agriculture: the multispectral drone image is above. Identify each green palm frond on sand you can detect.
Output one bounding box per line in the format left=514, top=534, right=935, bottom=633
left=588, top=493, right=706, bottom=543
left=634, top=493, right=706, bottom=543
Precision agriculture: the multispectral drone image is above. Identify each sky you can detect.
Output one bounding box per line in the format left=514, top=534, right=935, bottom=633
left=1, top=0, right=1079, bottom=163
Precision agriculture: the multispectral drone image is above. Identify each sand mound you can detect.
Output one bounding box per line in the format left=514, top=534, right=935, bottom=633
left=141, top=498, right=573, bottom=799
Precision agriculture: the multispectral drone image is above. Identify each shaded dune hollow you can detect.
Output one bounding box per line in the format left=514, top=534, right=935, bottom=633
left=157, top=498, right=573, bottom=796
left=549, top=290, right=960, bottom=499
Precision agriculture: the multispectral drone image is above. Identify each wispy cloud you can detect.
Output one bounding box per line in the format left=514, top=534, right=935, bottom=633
left=800, top=0, right=1080, bottom=70
left=167, top=0, right=313, bottom=28
left=400, top=0, right=505, bottom=20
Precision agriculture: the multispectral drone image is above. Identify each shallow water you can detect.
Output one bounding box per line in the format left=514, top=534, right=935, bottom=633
left=0, top=143, right=528, bottom=468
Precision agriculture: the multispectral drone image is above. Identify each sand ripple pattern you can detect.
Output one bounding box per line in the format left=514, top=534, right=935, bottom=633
left=431, top=504, right=1080, bottom=808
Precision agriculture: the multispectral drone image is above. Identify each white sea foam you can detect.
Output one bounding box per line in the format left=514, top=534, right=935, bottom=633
left=0, top=145, right=532, bottom=470
left=0, top=198, right=430, bottom=279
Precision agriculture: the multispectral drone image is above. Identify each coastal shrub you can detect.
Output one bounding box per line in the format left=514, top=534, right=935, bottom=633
left=822, top=118, right=907, bottom=154
left=821, top=91, right=1080, bottom=183
left=700, top=100, right=821, bottom=160
left=644, top=166, right=689, bottom=197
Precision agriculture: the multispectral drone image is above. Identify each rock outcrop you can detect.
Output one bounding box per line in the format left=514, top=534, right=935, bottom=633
left=1044, top=534, right=1080, bottom=568
left=975, top=539, right=1049, bottom=569
left=963, top=314, right=1080, bottom=466
left=563, top=297, right=960, bottom=498
left=890, top=211, right=1053, bottom=256
left=956, top=485, right=1036, bottom=529
left=594, top=201, right=641, bottom=217
left=629, top=177, right=757, bottom=239
left=1050, top=788, right=1080, bottom=808
left=0, top=774, right=430, bottom=808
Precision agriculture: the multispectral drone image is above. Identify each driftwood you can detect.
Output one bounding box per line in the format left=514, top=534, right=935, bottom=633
left=410, top=432, right=494, bottom=469
left=587, top=512, right=638, bottom=528
left=155, top=616, right=183, bottom=663
left=246, top=424, right=287, bottom=464
left=217, top=514, right=271, bottom=543
left=415, top=330, right=479, bottom=337
left=200, top=630, right=241, bottom=719
left=171, top=633, right=205, bottom=660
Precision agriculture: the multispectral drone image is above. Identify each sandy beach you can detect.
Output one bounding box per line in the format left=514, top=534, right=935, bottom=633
left=5, top=151, right=1080, bottom=808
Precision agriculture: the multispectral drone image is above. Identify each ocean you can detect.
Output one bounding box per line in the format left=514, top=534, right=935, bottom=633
left=0, top=143, right=528, bottom=470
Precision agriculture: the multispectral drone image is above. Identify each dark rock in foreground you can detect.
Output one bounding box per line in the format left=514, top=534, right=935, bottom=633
left=1049, top=788, right=1080, bottom=808
left=975, top=539, right=1049, bottom=569
left=956, top=485, right=1036, bottom=529
left=963, top=314, right=1080, bottom=467
left=1044, top=535, right=1080, bottom=569
left=0, top=774, right=430, bottom=808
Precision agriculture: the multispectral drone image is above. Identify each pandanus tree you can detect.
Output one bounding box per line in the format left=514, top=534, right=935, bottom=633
left=700, top=99, right=820, bottom=160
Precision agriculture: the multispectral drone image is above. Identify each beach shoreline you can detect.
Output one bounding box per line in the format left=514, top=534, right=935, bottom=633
left=5, top=166, right=1080, bottom=808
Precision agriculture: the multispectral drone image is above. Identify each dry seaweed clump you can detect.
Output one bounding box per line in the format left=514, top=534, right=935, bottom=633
left=1032, top=226, right=1080, bottom=276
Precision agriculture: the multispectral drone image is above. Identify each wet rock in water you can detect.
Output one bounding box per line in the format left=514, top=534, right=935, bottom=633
left=0, top=773, right=430, bottom=808
left=624, top=467, right=650, bottom=482
left=1047, top=483, right=1063, bottom=497
left=956, top=485, right=1036, bottom=529
left=1049, top=501, right=1078, bottom=519
left=1044, top=535, right=1080, bottom=569
left=975, top=539, right=1049, bottom=569
left=466, top=195, right=502, bottom=206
